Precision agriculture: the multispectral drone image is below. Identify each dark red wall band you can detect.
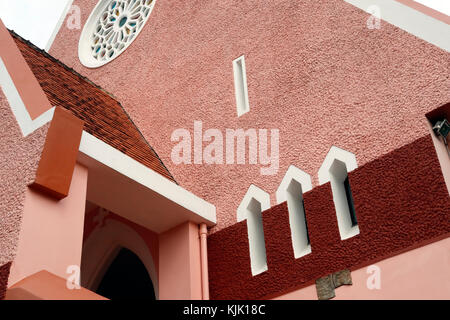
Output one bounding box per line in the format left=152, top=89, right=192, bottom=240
left=0, top=262, right=12, bottom=300
left=207, top=135, right=450, bottom=299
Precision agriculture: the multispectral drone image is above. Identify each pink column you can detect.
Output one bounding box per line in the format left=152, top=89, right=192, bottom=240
left=158, top=221, right=202, bottom=300
left=199, top=223, right=209, bottom=300
left=8, top=163, right=88, bottom=286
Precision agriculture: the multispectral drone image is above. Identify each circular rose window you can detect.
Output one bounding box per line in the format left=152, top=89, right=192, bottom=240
left=79, top=0, right=156, bottom=68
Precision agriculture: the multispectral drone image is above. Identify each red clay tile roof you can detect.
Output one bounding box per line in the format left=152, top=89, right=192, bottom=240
left=11, top=31, right=175, bottom=183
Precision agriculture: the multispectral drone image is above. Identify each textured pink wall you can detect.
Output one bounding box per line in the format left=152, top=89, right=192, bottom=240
left=8, top=163, right=88, bottom=286
left=0, top=90, right=48, bottom=268
left=159, top=222, right=202, bottom=300
left=50, top=0, right=450, bottom=232
left=207, top=134, right=450, bottom=299
left=276, top=236, right=450, bottom=300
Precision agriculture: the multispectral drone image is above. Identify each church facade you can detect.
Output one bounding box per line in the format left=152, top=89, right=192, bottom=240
left=0, top=0, right=449, bottom=300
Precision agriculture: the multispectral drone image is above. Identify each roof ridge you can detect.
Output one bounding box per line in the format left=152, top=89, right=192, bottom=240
left=115, top=100, right=178, bottom=184
left=9, top=28, right=177, bottom=184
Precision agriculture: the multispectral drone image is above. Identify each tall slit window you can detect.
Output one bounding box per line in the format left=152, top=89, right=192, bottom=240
left=233, top=55, right=250, bottom=117
left=329, top=159, right=360, bottom=240
left=286, top=179, right=311, bottom=258
left=302, top=199, right=310, bottom=245
left=318, top=146, right=360, bottom=240
left=344, top=177, right=358, bottom=227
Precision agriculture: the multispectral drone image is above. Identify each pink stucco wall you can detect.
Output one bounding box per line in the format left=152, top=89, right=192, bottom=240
left=50, top=0, right=450, bottom=232
left=0, top=89, right=48, bottom=268
left=8, top=163, right=88, bottom=286
left=275, top=236, right=450, bottom=300
left=82, top=205, right=160, bottom=275
left=159, top=221, right=202, bottom=300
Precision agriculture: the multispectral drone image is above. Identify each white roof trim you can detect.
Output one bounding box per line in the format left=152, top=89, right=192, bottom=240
left=345, top=0, right=450, bottom=52
left=45, top=0, right=74, bottom=52
left=0, top=57, right=55, bottom=136
left=78, top=131, right=216, bottom=230
left=1, top=55, right=216, bottom=231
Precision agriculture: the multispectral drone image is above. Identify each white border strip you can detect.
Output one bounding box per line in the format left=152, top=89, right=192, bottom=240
left=45, top=0, right=74, bottom=52
left=1, top=56, right=216, bottom=225
left=0, top=57, right=55, bottom=136
left=345, top=0, right=450, bottom=52
left=79, top=131, right=216, bottom=224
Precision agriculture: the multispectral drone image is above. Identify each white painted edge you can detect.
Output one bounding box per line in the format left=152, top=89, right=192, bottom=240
left=318, top=146, right=360, bottom=240
left=237, top=184, right=270, bottom=276
left=0, top=57, right=55, bottom=136
left=44, top=0, right=74, bottom=52
left=1, top=56, right=216, bottom=226
left=233, top=55, right=250, bottom=117
left=276, top=165, right=312, bottom=259
left=318, top=146, right=358, bottom=185
left=345, top=0, right=450, bottom=52
left=79, top=131, right=217, bottom=225
left=237, top=184, right=271, bottom=222
left=276, top=165, right=312, bottom=204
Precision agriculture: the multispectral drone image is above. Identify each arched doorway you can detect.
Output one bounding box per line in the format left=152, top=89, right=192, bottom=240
left=81, top=219, right=159, bottom=299
left=96, top=247, right=155, bottom=300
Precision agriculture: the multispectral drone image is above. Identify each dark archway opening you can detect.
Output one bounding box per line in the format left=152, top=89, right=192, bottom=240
left=96, top=247, right=155, bottom=300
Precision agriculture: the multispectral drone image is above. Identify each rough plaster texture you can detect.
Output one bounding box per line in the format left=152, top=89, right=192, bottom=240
left=0, top=262, right=12, bottom=300
left=50, top=0, right=450, bottom=232
left=207, top=135, right=450, bottom=299
left=0, top=90, right=49, bottom=292
left=276, top=236, right=450, bottom=300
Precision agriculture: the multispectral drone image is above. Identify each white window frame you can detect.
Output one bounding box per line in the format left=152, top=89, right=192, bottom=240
left=276, top=165, right=313, bottom=258
left=232, top=55, right=250, bottom=117
left=237, top=184, right=270, bottom=275
left=318, top=146, right=359, bottom=240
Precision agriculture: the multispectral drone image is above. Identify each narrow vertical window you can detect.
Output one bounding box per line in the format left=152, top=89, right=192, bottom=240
left=237, top=185, right=270, bottom=276
left=276, top=166, right=313, bottom=259
left=318, top=146, right=360, bottom=240
left=233, top=55, right=250, bottom=117
left=285, top=180, right=311, bottom=258
left=246, top=198, right=268, bottom=275
left=302, top=199, right=310, bottom=245
left=344, top=177, right=358, bottom=227
left=328, top=160, right=360, bottom=240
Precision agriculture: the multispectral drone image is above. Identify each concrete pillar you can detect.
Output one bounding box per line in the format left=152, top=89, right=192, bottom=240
left=158, top=221, right=202, bottom=300
left=8, top=163, right=88, bottom=286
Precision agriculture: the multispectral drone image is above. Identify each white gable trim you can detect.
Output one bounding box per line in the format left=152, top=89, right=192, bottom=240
left=1, top=56, right=216, bottom=231
left=0, top=57, right=55, bottom=136
left=78, top=131, right=216, bottom=229
left=345, top=0, right=450, bottom=52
